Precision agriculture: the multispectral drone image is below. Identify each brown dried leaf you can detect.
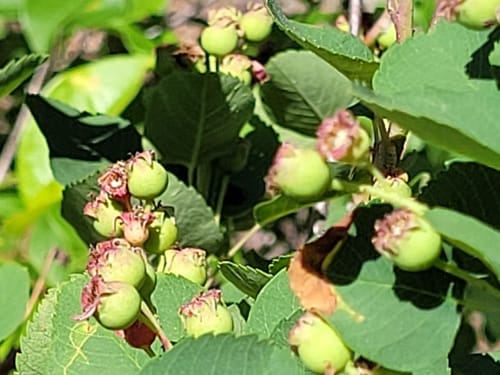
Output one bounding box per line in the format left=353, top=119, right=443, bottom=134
left=288, top=214, right=352, bottom=315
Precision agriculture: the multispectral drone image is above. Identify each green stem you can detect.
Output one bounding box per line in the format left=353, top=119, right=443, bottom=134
left=434, top=259, right=500, bottom=303
left=331, top=178, right=428, bottom=216
left=157, top=254, right=166, bottom=273
left=140, top=301, right=172, bottom=350
left=214, top=175, right=230, bottom=226
left=196, top=162, right=213, bottom=201
left=227, top=223, right=261, bottom=258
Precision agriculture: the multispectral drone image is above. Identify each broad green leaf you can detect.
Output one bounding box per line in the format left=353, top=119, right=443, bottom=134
left=157, top=173, right=224, bottom=253
left=0, top=54, right=46, bottom=97
left=219, top=261, right=272, bottom=298
left=353, top=22, right=500, bottom=170
left=261, top=50, right=353, bottom=136
left=19, top=0, right=88, bottom=51
left=151, top=273, right=203, bottom=342
left=17, top=54, right=152, bottom=204
left=268, top=254, right=293, bottom=274
left=227, top=304, right=248, bottom=336
left=16, top=275, right=150, bottom=374
left=220, top=281, right=247, bottom=304
left=0, top=263, right=29, bottom=341
left=0, top=190, right=24, bottom=219
left=420, top=162, right=500, bottom=229
left=144, top=72, right=254, bottom=171
left=269, top=309, right=303, bottom=348
left=426, top=207, right=500, bottom=281
left=139, top=334, right=305, bottom=375
left=25, top=94, right=142, bottom=185
left=266, top=0, right=378, bottom=82
left=326, top=206, right=460, bottom=372
left=247, top=270, right=302, bottom=338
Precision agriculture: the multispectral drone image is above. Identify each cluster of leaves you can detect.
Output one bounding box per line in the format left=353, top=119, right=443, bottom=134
left=1, top=0, right=500, bottom=374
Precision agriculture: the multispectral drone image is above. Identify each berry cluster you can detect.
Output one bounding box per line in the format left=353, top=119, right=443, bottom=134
left=74, top=151, right=233, bottom=350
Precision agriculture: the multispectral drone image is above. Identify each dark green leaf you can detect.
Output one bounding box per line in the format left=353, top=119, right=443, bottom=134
left=157, top=173, right=224, bottom=253
left=219, top=261, right=272, bottom=299
left=151, top=273, right=203, bottom=342
left=0, top=54, right=46, bottom=97
left=139, top=334, right=305, bottom=375
left=426, top=207, right=500, bottom=281
left=268, top=254, right=293, bottom=274
left=261, top=50, right=353, bottom=136
left=266, top=0, right=378, bottom=82
left=419, top=162, right=500, bottom=229
left=144, top=72, right=254, bottom=169
left=0, top=264, right=29, bottom=341
left=253, top=195, right=316, bottom=227
left=25, top=94, right=142, bottom=185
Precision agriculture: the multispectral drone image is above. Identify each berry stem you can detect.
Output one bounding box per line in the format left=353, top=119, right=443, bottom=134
left=433, top=259, right=500, bottom=306
left=330, top=178, right=428, bottom=216
left=140, top=301, right=172, bottom=350
left=214, top=174, right=230, bottom=226
left=157, top=254, right=166, bottom=273
left=227, top=223, right=261, bottom=258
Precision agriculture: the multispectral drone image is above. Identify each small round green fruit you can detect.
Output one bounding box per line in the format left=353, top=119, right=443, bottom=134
left=96, top=282, right=141, bottom=330
left=200, top=25, right=239, bottom=57
left=456, top=0, right=500, bottom=29
left=127, top=152, right=168, bottom=200
left=144, top=214, right=178, bottom=254
left=163, top=248, right=207, bottom=285
left=240, top=10, right=273, bottom=42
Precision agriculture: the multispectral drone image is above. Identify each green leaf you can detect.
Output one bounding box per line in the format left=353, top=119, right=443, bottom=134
left=327, top=207, right=460, bottom=373
left=157, top=173, right=224, bottom=253
left=265, top=0, right=378, bottom=82
left=17, top=275, right=150, bottom=374
left=16, top=54, right=152, bottom=204
left=426, top=207, right=500, bottom=281
left=247, top=270, right=302, bottom=338
left=268, top=254, right=293, bottom=274
left=219, top=261, right=272, bottom=299
left=151, top=273, right=203, bottom=341
left=25, top=94, right=142, bottom=185
left=419, top=162, right=500, bottom=229
left=353, top=22, right=500, bottom=170
left=490, top=41, right=500, bottom=66
left=0, top=263, right=29, bottom=341
left=253, top=195, right=315, bottom=227
left=0, top=54, right=47, bottom=97
left=227, top=304, right=248, bottom=336
left=261, top=50, right=353, bottom=136
left=139, top=334, right=305, bottom=374
left=144, top=72, right=254, bottom=171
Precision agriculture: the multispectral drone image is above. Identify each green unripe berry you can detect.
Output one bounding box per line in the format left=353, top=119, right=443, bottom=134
left=163, top=248, right=207, bottom=285
left=200, top=25, right=239, bottom=57
left=96, top=282, right=141, bottom=330
left=266, top=143, right=331, bottom=202
left=373, top=175, right=412, bottom=200
left=456, top=0, right=500, bottom=29
left=240, top=9, right=273, bottom=42
left=127, top=151, right=168, bottom=200
left=83, top=193, right=123, bottom=238
left=372, top=209, right=442, bottom=272
left=289, top=312, right=352, bottom=373
left=377, top=23, right=397, bottom=49
left=144, top=214, right=178, bottom=254
left=179, top=289, right=233, bottom=338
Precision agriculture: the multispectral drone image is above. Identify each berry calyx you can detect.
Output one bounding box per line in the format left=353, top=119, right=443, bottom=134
left=87, top=238, right=146, bottom=288
left=179, top=289, right=233, bottom=338
left=316, top=109, right=371, bottom=165
left=289, top=312, right=352, bottom=373
left=240, top=4, right=273, bottom=42
left=126, top=151, right=168, bottom=200
left=373, top=174, right=412, bottom=200
left=265, top=143, right=331, bottom=202
left=372, top=208, right=442, bottom=271
left=163, top=248, right=207, bottom=285
left=83, top=192, right=123, bottom=237
left=220, top=54, right=253, bottom=85
left=144, top=213, right=178, bottom=254
left=118, top=207, right=156, bottom=247
left=98, top=162, right=131, bottom=208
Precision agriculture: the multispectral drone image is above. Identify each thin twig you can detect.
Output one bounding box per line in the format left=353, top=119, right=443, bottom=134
left=227, top=223, right=261, bottom=258
left=348, top=0, right=363, bottom=37
left=364, top=9, right=391, bottom=46
left=387, top=0, right=413, bottom=43
left=24, top=248, right=58, bottom=319
left=0, top=60, right=52, bottom=184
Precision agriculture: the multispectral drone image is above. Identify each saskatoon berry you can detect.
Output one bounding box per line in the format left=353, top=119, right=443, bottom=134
left=127, top=151, right=168, bottom=200
left=163, top=248, right=207, bottom=285
left=456, top=0, right=500, bottom=29
left=200, top=25, right=239, bottom=57
left=240, top=6, right=273, bottom=42
left=96, top=281, right=142, bottom=330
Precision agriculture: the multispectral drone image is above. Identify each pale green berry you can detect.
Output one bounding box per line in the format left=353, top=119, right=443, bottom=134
left=200, top=25, right=239, bottom=57
left=127, top=151, right=168, bottom=200
left=96, top=281, right=142, bottom=330
left=163, top=248, right=207, bottom=285
left=456, top=0, right=500, bottom=29
left=144, top=214, right=178, bottom=254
